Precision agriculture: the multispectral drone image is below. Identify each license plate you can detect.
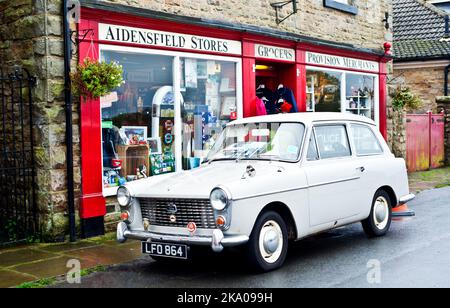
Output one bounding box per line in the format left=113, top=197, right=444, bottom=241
left=142, top=242, right=188, bottom=259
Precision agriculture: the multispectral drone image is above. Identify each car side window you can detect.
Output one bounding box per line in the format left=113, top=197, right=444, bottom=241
left=307, top=130, right=319, bottom=161
left=351, top=124, right=383, bottom=156
left=314, top=125, right=351, bottom=159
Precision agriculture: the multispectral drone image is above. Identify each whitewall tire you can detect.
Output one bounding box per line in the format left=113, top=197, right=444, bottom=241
left=362, top=190, right=392, bottom=237
left=246, top=211, right=288, bottom=272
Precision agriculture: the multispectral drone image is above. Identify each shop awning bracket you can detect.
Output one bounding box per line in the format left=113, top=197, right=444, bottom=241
left=69, top=29, right=95, bottom=56
left=270, top=1, right=298, bottom=25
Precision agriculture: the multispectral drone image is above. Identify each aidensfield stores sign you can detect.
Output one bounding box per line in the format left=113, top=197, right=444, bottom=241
left=306, top=51, right=379, bottom=73
left=99, top=24, right=242, bottom=55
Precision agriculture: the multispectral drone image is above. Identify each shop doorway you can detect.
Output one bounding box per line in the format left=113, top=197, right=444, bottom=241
left=255, top=61, right=298, bottom=115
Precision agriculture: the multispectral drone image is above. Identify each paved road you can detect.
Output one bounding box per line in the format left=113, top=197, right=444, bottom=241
left=58, top=187, right=450, bottom=288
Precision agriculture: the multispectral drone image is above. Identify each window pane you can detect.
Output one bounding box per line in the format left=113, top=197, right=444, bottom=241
left=345, top=74, right=375, bottom=120
left=314, top=125, right=351, bottom=159
left=180, top=58, right=238, bottom=169
left=100, top=51, right=175, bottom=190
left=307, top=131, right=319, bottom=161
left=351, top=124, right=383, bottom=155
left=306, top=70, right=342, bottom=112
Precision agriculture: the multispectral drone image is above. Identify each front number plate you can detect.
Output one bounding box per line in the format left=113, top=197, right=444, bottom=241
left=142, top=242, right=188, bottom=259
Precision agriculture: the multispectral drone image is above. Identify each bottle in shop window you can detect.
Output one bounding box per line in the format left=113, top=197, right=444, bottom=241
left=137, top=96, right=144, bottom=113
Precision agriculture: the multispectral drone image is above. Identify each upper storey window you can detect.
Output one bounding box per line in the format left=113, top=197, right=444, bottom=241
left=324, top=0, right=358, bottom=15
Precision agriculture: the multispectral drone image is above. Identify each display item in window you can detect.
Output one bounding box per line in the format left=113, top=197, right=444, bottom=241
left=275, top=84, right=298, bottom=113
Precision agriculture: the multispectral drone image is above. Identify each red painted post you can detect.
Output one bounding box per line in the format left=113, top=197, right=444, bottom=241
left=78, top=18, right=106, bottom=219
left=379, top=63, right=388, bottom=140
left=428, top=111, right=432, bottom=170
left=242, top=41, right=256, bottom=118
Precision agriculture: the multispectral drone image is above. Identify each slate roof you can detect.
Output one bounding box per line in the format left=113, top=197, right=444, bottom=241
left=393, top=0, right=450, bottom=61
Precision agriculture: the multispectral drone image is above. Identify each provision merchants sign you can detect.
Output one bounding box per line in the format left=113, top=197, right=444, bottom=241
left=99, top=24, right=242, bottom=55
left=306, top=51, right=379, bottom=73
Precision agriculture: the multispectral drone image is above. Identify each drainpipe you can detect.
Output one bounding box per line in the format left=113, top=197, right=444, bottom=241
left=444, top=16, right=450, bottom=96
left=63, top=0, right=76, bottom=242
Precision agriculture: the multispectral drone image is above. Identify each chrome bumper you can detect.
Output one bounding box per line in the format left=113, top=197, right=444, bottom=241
left=116, top=222, right=249, bottom=253
left=399, top=193, right=415, bottom=205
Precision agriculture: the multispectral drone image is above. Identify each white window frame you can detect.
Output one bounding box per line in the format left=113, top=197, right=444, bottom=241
left=99, top=44, right=243, bottom=197
left=306, top=66, right=380, bottom=127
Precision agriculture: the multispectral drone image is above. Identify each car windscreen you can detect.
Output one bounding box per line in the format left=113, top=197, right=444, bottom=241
left=206, top=122, right=305, bottom=163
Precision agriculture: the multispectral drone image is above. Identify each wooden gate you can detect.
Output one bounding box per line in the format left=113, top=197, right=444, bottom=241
left=406, top=112, right=445, bottom=172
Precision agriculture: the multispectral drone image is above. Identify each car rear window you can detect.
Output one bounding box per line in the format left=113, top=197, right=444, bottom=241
left=351, top=124, right=383, bottom=156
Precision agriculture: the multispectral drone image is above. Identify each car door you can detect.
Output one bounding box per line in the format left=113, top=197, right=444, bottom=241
left=303, top=123, right=364, bottom=228
left=348, top=123, right=386, bottom=213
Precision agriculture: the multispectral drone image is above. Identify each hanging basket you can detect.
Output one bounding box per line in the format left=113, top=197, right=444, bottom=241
left=71, top=58, right=124, bottom=99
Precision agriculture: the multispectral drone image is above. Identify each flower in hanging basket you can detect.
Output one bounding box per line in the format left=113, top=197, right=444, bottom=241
left=72, top=58, right=125, bottom=99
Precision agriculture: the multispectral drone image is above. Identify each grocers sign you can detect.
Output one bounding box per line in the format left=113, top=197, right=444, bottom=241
left=255, top=44, right=295, bottom=62
left=99, top=23, right=242, bottom=55
left=306, top=51, right=379, bottom=73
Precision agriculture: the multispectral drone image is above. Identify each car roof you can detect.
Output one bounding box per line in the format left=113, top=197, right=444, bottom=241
left=229, top=112, right=376, bottom=126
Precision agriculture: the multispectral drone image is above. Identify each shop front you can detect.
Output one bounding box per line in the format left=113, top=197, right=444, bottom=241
left=77, top=7, right=390, bottom=235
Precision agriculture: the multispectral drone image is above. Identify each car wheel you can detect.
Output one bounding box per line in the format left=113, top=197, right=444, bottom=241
left=245, top=211, right=288, bottom=272
left=362, top=190, right=392, bottom=238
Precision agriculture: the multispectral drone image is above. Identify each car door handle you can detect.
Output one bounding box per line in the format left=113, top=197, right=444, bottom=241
left=357, top=166, right=365, bottom=172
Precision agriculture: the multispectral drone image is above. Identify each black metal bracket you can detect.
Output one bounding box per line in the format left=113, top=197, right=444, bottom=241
left=270, top=1, right=298, bottom=25
left=382, top=12, right=390, bottom=30
left=69, top=29, right=94, bottom=56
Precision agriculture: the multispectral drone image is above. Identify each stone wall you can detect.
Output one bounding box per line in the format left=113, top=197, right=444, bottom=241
left=436, top=97, right=450, bottom=165
left=0, top=0, right=81, bottom=241
left=393, top=66, right=445, bottom=114
left=91, top=0, right=391, bottom=51
left=385, top=61, right=406, bottom=159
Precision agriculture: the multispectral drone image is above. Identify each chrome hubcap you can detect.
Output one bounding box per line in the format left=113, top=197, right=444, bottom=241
left=259, top=220, right=283, bottom=264
left=373, top=196, right=389, bottom=230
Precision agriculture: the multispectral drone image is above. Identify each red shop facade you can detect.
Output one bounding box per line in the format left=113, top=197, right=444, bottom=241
left=77, top=6, right=391, bottom=235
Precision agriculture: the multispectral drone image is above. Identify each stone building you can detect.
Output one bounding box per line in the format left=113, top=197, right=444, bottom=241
left=393, top=0, right=450, bottom=113
left=0, top=0, right=393, bottom=241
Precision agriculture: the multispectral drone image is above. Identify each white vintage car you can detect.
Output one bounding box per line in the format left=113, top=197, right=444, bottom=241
left=116, top=113, right=414, bottom=272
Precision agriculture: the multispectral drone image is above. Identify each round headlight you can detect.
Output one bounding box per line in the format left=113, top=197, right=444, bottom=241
left=117, top=186, right=132, bottom=207
left=210, top=188, right=230, bottom=211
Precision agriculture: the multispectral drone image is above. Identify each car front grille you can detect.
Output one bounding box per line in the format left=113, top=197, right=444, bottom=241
left=139, top=198, right=216, bottom=229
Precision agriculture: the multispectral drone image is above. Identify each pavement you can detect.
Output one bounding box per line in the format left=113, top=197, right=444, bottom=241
left=53, top=186, right=450, bottom=288
left=0, top=235, right=141, bottom=288
left=0, top=168, right=449, bottom=288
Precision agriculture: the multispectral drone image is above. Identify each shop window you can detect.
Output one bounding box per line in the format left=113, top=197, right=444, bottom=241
left=306, top=70, right=342, bottom=113
left=100, top=51, right=176, bottom=192
left=314, top=125, right=351, bottom=159
left=180, top=58, right=238, bottom=169
left=323, top=0, right=358, bottom=15
left=345, top=73, right=375, bottom=120
left=351, top=124, right=383, bottom=156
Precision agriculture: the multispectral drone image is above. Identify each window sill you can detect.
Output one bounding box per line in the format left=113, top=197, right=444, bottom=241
left=323, top=0, right=358, bottom=15
left=104, top=186, right=119, bottom=197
